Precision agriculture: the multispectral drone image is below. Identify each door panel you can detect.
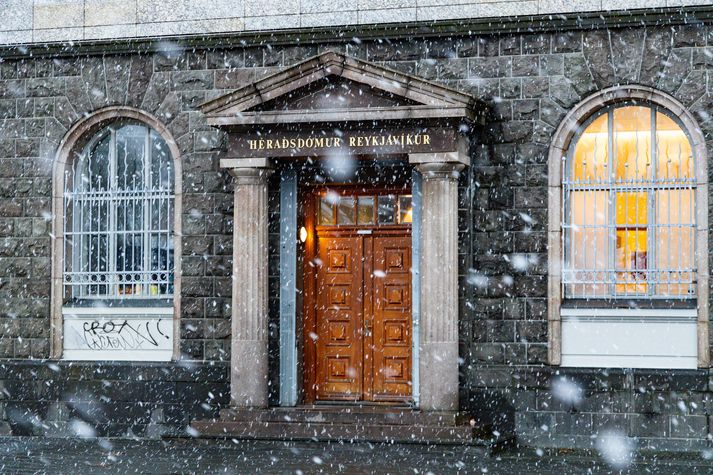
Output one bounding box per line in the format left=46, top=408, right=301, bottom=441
left=370, top=236, right=412, bottom=400
left=311, top=230, right=412, bottom=402
left=314, top=237, right=363, bottom=400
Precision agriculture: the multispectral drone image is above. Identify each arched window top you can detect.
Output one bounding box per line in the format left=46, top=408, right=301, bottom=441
left=568, top=104, right=694, bottom=184
left=63, top=120, right=175, bottom=301
left=73, top=121, right=174, bottom=194
left=562, top=102, right=697, bottom=299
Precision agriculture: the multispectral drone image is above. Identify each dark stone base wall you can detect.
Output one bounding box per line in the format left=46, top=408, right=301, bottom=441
left=464, top=367, right=713, bottom=451
left=0, top=20, right=712, bottom=447
left=0, top=361, right=228, bottom=437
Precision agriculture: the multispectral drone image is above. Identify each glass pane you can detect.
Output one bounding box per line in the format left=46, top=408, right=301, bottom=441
left=572, top=113, right=609, bottom=182
left=564, top=190, right=608, bottom=297
left=656, top=188, right=695, bottom=296
left=337, top=196, right=355, bottom=225
left=86, top=133, right=111, bottom=192
left=357, top=196, right=375, bottom=224
left=613, top=106, right=652, bottom=181
left=399, top=195, right=412, bottom=223
left=656, top=112, right=693, bottom=181
left=614, top=191, right=648, bottom=296
left=116, top=124, right=147, bottom=190
left=319, top=197, right=335, bottom=225
left=377, top=195, right=396, bottom=224
left=615, top=191, right=647, bottom=227
left=615, top=229, right=648, bottom=296
left=150, top=130, right=173, bottom=191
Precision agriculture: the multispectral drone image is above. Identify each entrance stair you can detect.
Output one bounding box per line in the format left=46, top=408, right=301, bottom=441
left=190, top=405, right=512, bottom=450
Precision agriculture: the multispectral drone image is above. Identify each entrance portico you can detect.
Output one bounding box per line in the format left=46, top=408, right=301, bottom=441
left=200, top=52, right=484, bottom=412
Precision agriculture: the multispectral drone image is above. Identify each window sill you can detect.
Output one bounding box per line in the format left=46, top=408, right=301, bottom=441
left=62, top=306, right=173, bottom=362
left=560, top=307, right=697, bottom=369
left=63, top=298, right=173, bottom=309
left=62, top=307, right=172, bottom=317
left=562, top=298, right=696, bottom=310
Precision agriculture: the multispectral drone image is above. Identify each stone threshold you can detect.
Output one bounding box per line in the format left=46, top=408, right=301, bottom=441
left=187, top=406, right=514, bottom=450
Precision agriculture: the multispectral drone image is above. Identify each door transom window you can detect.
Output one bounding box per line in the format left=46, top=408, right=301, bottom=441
left=317, top=192, right=412, bottom=226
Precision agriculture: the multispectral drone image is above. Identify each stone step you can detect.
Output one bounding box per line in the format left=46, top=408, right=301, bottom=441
left=191, top=419, right=486, bottom=446
left=218, top=407, right=466, bottom=427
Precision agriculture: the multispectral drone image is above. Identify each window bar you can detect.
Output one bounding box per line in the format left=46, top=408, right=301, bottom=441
left=607, top=109, right=616, bottom=297
left=680, top=143, right=685, bottom=293
left=108, top=127, right=117, bottom=298
left=648, top=108, right=656, bottom=297
left=143, top=128, right=151, bottom=297
left=590, top=143, right=597, bottom=297
left=64, top=170, right=71, bottom=298
left=561, top=153, right=567, bottom=297
left=167, top=181, right=173, bottom=293
left=80, top=165, right=87, bottom=298
left=582, top=151, right=588, bottom=297
left=90, top=165, right=96, bottom=297
left=689, top=155, right=694, bottom=292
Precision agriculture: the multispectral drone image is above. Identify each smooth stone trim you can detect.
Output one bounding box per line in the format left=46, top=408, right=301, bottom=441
left=279, top=169, right=298, bottom=407
left=415, top=159, right=464, bottom=411
left=228, top=164, right=273, bottom=408
left=50, top=105, right=184, bottom=361
left=2, top=6, right=712, bottom=59
left=546, top=85, right=709, bottom=368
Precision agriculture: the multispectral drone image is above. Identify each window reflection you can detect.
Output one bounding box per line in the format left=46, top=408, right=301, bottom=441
left=337, top=196, right=356, bottom=225
left=357, top=196, right=375, bottom=224
left=377, top=195, right=396, bottom=224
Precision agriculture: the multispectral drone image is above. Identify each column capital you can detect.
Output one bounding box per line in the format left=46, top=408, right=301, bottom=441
left=221, top=158, right=272, bottom=183
left=415, top=162, right=464, bottom=180
left=227, top=166, right=273, bottom=184
left=409, top=136, right=470, bottom=168
left=220, top=157, right=271, bottom=169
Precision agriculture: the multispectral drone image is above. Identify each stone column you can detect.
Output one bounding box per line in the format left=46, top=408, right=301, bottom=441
left=415, top=161, right=464, bottom=411
left=226, top=161, right=272, bottom=408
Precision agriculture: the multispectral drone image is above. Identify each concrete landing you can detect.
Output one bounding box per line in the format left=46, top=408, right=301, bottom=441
left=190, top=406, right=512, bottom=449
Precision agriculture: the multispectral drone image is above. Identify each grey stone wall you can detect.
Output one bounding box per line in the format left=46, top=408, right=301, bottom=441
left=0, top=21, right=712, bottom=447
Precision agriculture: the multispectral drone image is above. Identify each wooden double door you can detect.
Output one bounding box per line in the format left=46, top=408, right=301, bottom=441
left=306, top=228, right=413, bottom=403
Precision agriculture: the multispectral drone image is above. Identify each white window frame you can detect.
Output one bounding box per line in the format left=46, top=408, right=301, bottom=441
left=51, top=107, right=183, bottom=361
left=63, top=122, right=174, bottom=300
left=547, top=86, right=709, bottom=369
left=562, top=104, right=697, bottom=300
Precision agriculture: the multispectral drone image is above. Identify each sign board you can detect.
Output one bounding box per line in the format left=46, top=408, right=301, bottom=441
left=227, top=127, right=458, bottom=158
left=63, top=308, right=173, bottom=361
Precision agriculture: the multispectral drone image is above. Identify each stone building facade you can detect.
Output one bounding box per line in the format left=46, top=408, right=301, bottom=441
left=0, top=3, right=713, bottom=451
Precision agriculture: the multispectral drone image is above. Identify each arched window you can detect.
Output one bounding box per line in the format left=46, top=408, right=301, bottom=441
left=562, top=104, right=695, bottom=299
left=548, top=86, right=708, bottom=369
left=63, top=121, right=175, bottom=300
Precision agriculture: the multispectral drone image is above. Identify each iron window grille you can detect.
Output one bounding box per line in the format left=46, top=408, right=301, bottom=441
left=562, top=104, right=696, bottom=299
left=63, top=121, right=174, bottom=300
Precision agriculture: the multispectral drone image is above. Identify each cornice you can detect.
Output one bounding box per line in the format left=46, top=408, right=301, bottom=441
left=1, top=6, right=712, bottom=60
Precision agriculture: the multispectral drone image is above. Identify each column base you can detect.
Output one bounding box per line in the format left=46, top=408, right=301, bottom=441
left=231, top=339, right=269, bottom=408
left=419, top=341, right=459, bottom=411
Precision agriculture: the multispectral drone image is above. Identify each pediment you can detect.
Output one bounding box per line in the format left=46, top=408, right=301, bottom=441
left=249, top=76, right=421, bottom=112
left=201, top=52, right=485, bottom=126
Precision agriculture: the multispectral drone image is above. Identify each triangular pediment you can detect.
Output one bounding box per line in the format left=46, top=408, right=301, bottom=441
left=201, top=52, right=485, bottom=126
left=249, top=75, right=421, bottom=112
